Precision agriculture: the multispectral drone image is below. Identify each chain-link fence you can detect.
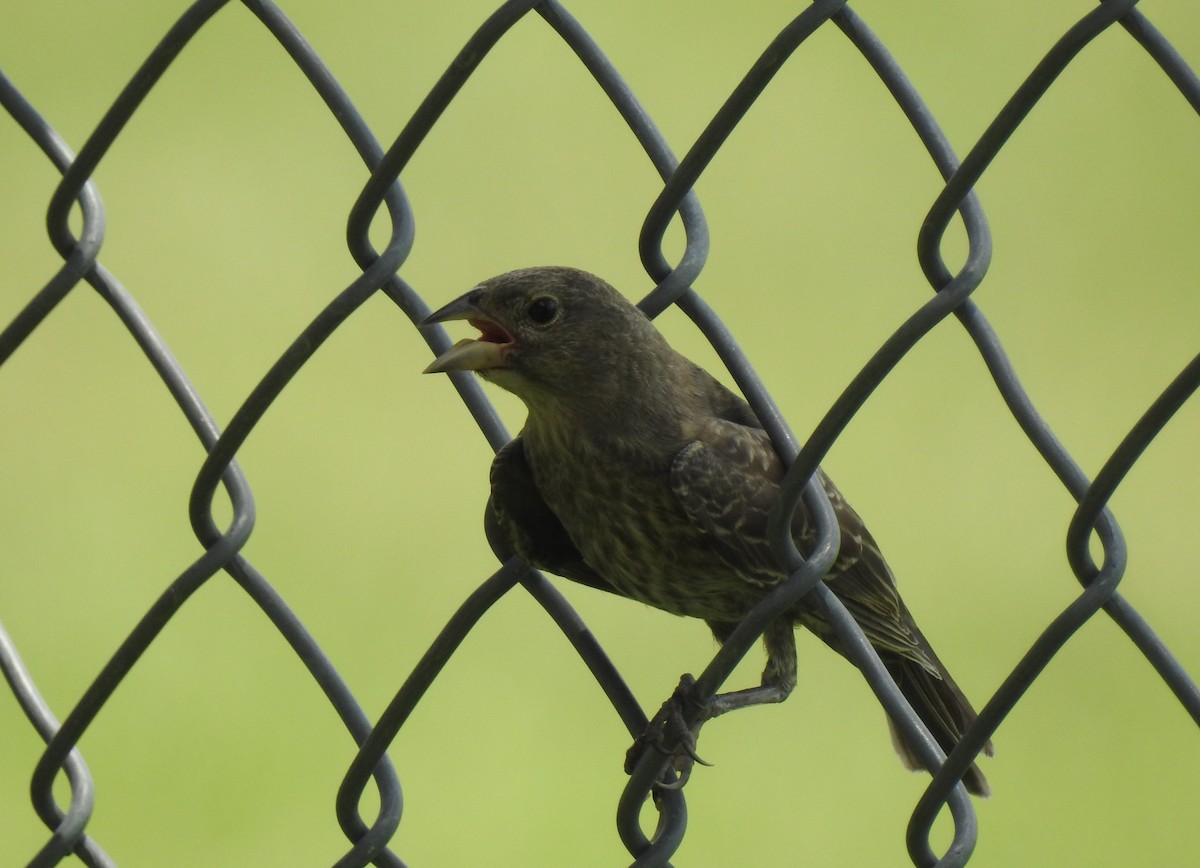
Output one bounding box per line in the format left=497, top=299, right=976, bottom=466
left=2, top=1, right=1198, bottom=865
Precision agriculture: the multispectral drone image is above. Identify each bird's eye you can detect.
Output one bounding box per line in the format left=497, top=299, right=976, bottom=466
left=526, top=296, right=559, bottom=325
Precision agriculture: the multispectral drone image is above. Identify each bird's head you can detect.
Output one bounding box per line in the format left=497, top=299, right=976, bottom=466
left=421, top=267, right=669, bottom=415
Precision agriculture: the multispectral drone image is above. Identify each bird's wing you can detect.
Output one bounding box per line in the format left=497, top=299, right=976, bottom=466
left=487, top=435, right=620, bottom=595
left=816, top=476, right=937, bottom=669
left=669, top=417, right=790, bottom=588
left=671, top=414, right=934, bottom=669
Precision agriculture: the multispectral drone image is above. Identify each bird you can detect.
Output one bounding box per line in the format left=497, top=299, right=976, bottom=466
left=421, top=265, right=992, bottom=796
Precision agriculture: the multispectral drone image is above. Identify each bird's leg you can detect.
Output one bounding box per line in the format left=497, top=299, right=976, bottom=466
left=624, top=673, right=712, bottom=789
left=704, top=618, right=797, bottom=719
left=626, top=619, right=797, bottom=789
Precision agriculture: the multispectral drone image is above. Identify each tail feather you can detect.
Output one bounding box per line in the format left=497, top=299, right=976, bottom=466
left=885, top=650, right=993, bottom=797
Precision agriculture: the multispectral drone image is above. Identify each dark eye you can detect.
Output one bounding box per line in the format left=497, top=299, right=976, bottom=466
left=526, top=296, right=559, bottom=325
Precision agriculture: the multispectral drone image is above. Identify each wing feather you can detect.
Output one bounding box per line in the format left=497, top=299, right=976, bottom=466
left=671, top=389, right=935, bottom=671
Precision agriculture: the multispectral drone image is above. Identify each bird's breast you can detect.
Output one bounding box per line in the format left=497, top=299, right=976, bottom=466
left=524, top=434, right=766, bottom=621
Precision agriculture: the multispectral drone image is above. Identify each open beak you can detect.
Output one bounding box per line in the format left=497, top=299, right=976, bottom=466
left=421, top=289, right=516, bottom=374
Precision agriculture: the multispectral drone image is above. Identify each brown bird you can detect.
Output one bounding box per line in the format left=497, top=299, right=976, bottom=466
left=422, top=266, right=992, bottom=796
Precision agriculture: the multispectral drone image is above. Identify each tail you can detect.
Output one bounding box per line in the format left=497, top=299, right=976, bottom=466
left=883, top=625, right=993, bottom=797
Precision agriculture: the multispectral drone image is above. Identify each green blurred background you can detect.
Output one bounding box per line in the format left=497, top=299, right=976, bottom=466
left=2, top=1, right=1198, bottom=865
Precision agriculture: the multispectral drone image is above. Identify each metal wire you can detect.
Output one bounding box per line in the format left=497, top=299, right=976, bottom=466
left=2, top=1, right=1197, bottom=865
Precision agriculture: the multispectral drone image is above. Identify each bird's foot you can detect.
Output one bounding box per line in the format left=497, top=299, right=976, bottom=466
left=624, top=674, right=713, bottom=790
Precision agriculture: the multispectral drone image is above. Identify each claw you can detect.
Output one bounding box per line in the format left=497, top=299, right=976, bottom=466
left=625, top=674, right=714, bottom=789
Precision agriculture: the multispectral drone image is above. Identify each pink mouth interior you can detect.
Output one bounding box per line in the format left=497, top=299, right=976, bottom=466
left=469, top=318, right=515, bottom=345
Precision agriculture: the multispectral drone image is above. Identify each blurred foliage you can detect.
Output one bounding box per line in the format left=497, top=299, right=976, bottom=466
left=1, top=1, right=1197, bottom=865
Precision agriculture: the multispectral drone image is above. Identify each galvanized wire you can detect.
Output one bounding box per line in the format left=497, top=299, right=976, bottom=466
left=2, top=1, right=1198, bottom=866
